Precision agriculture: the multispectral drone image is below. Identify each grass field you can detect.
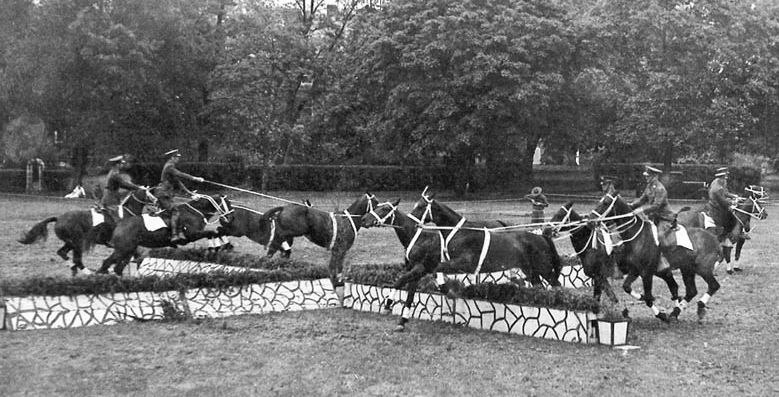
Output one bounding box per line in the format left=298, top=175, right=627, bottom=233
left=1, top=191, right=778, bottom=396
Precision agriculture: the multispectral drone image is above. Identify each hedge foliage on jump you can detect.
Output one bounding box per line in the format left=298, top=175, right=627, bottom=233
left=0, top=248, right=598, bottom=313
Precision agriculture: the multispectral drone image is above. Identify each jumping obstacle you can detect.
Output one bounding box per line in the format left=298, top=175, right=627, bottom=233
left=1, top=258, right=605, bottom=344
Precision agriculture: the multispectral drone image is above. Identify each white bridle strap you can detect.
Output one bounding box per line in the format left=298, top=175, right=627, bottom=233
left=474, top=228, right=491, bottom=275
left=405, top=226, right=424, bottom=261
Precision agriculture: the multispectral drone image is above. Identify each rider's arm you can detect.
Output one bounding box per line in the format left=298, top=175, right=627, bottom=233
left=116, top=174, right=142, bottom=191
left=168, top=166, right=203, bottom=183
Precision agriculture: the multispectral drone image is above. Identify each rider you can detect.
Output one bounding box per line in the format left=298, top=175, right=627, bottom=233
left=705, top=167, right=740, bottom=243
left=629, top=165, right=673, bottom=225
left=629, top=165, right=673, bottom=272
left=525, top=186, right=549, bottom=224
left=100, top=154, right=143, bottom=219
left=156, top=149, right=205, bottom=242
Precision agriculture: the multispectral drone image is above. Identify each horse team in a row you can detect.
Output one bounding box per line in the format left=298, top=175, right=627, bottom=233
left=19, top=187, right=766, bottom=330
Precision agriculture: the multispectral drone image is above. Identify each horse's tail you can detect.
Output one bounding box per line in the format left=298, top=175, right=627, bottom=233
left=18, top=217, right=57, bottom=244
left=543, top=233, right=563, bottom=280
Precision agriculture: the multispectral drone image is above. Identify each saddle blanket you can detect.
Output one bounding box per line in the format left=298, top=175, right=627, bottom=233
left=142, top=214, right=168, bottom=231
left=90, top=209, right=105, bottom=227
left=702, top=212, right=716, bottom=229
left=650, top=223, right=694, bottom=251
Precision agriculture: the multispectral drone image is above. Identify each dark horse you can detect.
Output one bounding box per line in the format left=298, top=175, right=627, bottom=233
left=18, top=188, right=157, bottom=276
left=590, top=193, right=722, bottom=320
left=362, top=199, right=562, bottom=331
left=216, top=205, right=291, bottom=251
left=97, top=194, right=232, bottom=276
left=408, top=191, right=562, bottom=287
left=262, top=193, right=379, bottom=295
left=677, top=193, right=767, bottom=273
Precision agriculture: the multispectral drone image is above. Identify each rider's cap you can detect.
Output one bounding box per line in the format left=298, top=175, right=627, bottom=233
left=529, top=186, right=543, bottom=196
left=643, top=165, right=662, bottom=175
left=163, top=149, right=181, bottom=158
left=715, top=167, right=729, bottom=177
left=600, top=175, right=617, bottom=184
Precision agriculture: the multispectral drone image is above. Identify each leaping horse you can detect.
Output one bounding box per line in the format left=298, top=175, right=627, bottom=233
left=361, top=199, right=562, bottom=331
left=408, top=190, right=562, bottom=287
left=262, top=193, right=380, bottom=297
left=97, top=194, right=232, bottom=276
left=18, top=187, right=157, bottom=276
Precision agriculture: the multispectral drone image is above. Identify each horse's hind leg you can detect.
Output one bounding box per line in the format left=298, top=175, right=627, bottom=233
left=695, top=270, right=720, bottom=321
left=386, top=264, right=426, bottom=331
left=98, top=251, right=122, bottom=274
left=70, top=247, right=87, bottom=277
left=639, top=270, right=668, bottom=322
left=733, top=238, right=745, bottom=271
left=56, top=243, right=72, bottom=261
left=655, top=269, right=681, bottom=319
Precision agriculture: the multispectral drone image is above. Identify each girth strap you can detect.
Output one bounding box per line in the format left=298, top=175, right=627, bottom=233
left=328, top=212, right=338, bottom=250
left=474, top=228, right=491, bottom=275
left=405, top=227, right=424, bottom=261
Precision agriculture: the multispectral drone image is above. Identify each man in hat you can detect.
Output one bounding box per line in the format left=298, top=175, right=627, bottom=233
left=600, top=175, right=618, bottom=195
left=629, top=165, right=673, bottom=224
left=100, top=154, right=144, bottom=216
left=705, top=167, right=740, bottom=250
left=156, top=149, right=205, bottom=242
left=525, top=186, right=549, bottom=224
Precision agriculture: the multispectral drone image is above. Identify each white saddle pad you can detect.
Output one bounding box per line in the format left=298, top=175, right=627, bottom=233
left=142, top=214, right=168, bottom=231
left=90, top=209, right=105, bottom=227
left=675, top=225, right=694, bottom=251
left=702, top=212, right=716, bottom=229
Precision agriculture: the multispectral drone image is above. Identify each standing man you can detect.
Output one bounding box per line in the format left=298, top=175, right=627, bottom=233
left=525, top=186, right=549, bottom=224
left=156, top=149, right=205, bottom=242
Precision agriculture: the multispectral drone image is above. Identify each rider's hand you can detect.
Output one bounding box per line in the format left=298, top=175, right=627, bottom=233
left=194, top=177, right=205, bottom=183
left=631, top=207, right=644, bottom=216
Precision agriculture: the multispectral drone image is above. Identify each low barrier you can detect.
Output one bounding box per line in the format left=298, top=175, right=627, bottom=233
left=1, top=258, right=600, bottom=344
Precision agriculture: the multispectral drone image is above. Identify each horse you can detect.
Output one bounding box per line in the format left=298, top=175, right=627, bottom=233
left=361, top=199, right=562, bottom=331
left=590, top=193, right=722, bottom=320
left=17, top=188, right=157, bottom=276
left=97, top=194, right=232, bottom=276
left=256, top=193, right=379, bottom=294
left=216, top=205, right=292, bottom=252
left=677, top=193, right=767, bottom=273
left=408, top=191, right=562, bottom=287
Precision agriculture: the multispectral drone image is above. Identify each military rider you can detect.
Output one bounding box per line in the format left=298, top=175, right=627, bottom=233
left=600, top=175, right=618, bottom=195
left=156, top=149, right=205, bottom=243
left=629, top=165, right=673, bottom=272
left=100, top=154, right=143, bottom=219
left=705, top=167, right=740, bottom=243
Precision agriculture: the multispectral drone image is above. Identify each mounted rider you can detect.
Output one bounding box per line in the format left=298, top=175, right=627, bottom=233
left=100, top=154, right=143, bottom=220
left=629, top=165, right=673, bottom=225
left=705, top=167, right=740, bottom=244
left=155, top=149, right=205, bottom=242
left=600, top=175, right=618, bottom=195
left=629, top=164, right=674, bottom=272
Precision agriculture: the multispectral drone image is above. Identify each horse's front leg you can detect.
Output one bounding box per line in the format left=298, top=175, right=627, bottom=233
left=328, top=249, right=348, bottom=302
left=656, top=268, right=681, bottom=319
left=384, top=263, right=426, bottom=322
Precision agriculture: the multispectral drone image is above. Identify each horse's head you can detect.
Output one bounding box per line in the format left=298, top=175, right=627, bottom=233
left=361, top=199, right=400, bottom=228
left=188, top=194, right=233, bottom=220
left=590, top=193, right=630, bottom=220
left=408, top=188, right=435, bottom=224
left=732, top=196, right=768, bottom=233
left=345, top=192, right=379, bottom=216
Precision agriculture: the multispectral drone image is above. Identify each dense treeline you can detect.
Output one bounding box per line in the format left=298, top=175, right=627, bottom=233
left=1, top=0, right=777, bottom=190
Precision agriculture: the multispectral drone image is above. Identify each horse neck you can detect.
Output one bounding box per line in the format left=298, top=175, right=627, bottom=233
left=431, top=201, right=463, bottom=226
left=562, top=211, right=592, bottom=251
left=390, top=209, right=423, bottom=248
left=345, top=196, right=371, bottom=216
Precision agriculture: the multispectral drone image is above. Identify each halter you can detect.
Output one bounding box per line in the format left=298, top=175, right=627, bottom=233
left=408, top=187, right=434, bottom=225
left=366, top=201, right=399, bottom=226
left=183, top=195, right=233, bottom=224
left=591, top=193, right=648, bottom=245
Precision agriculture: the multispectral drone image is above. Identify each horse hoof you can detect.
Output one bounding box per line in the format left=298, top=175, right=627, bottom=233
left=733, top=267, right=743, bottom=272
left=621, top=308, right=631, bottom=319
left=726, top=270, right=733, bottom=275
left=393, top=325, right=405, bottom=332
left=697, top=301, right=706, bottom=320
left=656, top=312, right=670, bottom=323
left=222, top=243, right=234, bottom=251
left=670, top=307, right=681, bottom=320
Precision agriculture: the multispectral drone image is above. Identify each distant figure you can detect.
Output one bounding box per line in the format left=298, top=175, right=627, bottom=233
left=525, top=186, right=549, bottom=224
left=600, top=175, right=618, bottom=195
left=65, top=185, right=86, bottom=199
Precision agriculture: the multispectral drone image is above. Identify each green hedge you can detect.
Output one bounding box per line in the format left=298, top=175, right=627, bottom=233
left=0, top=168, right=74, bottom=192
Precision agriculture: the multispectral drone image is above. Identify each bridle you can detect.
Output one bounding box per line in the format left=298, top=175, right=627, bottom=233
left=366, top=201, right=399, bottom=226
left=182, top=194, right=233, bottom=225
left=408, top=188, right=434, bottom=225
left=119, top=187, right=158, bottom=217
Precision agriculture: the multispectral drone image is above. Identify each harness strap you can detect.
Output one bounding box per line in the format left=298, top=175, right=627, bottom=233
left=474, top=228, right=491, bottom=275
left=405, top=227, right=424, bottom=261
left=268, top=219, right=276, bottom=247
left=343, top=209, right=358, bottom=235
left=328, top=212, right=338, bottom=251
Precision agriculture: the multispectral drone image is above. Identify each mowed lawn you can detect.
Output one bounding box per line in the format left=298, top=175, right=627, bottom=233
left=1, top=191, right=778, bottom=397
